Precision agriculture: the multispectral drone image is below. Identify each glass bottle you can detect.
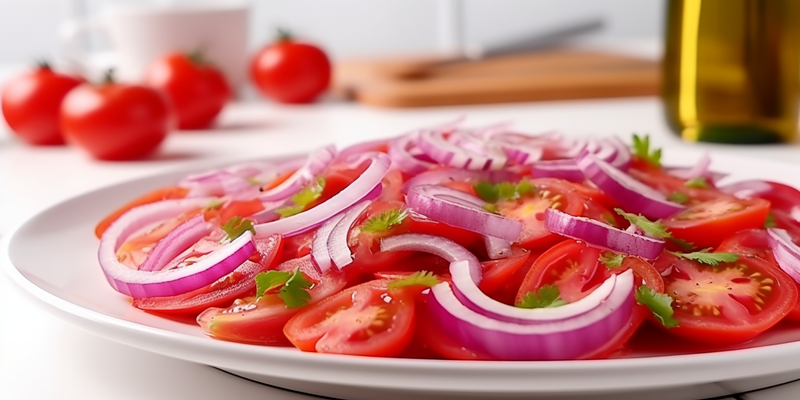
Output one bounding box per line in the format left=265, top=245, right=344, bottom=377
left=662, top=0, right=800, bottom=143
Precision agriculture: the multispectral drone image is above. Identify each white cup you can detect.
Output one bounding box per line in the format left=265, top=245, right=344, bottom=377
left=58, top=1, right=249, bottom=89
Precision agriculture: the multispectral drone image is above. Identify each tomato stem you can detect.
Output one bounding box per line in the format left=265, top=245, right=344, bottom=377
left=102, top=68, right=116, bottom=85
left=276, top=27, right=293, bottom=42
left=34, top=58, right=51, bottom=70
left=187, top=47, right=208, bottom=66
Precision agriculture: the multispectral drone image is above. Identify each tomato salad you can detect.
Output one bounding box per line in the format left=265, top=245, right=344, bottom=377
left=95, top=122, right=800, bottom=360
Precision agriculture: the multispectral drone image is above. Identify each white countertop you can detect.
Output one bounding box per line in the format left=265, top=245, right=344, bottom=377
left=2, top=97, right=800, bottom=400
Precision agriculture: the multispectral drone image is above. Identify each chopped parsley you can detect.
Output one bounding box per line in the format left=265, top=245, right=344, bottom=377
left=361, top=209, right=407, bottom=233
left=667, top=192, right=689, bottom=204
left=220, top=216, right=255, bottom=241
left=614, top=208, right=694, bottom=251
left=599, top=251, right=624, bottom=268
left=482, top=204, right=499, bottom=214
left=255, top=269, right=313, bottom=308
left=685, top=177, right=709, bottom=189
left=632, top=134, right=661, bottom=168
left=473, top=179, right=536, bottom=203
left=516, top=284, right=567, bottom=309
left=387, top=271, right=440, bottom=290
left=764, top=212, right=777, bottom=228
left=275, top=177, right=326, bottom=218
left=635, top=285, right=678, bottom=328
left=668, top=248, right=739, bottom=266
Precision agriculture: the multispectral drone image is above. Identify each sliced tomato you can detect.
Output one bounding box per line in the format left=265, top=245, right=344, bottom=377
left=412, top=296, right=493, bottom=360
left=628, top=161, right=730, bottom=205
left=478, top=247, right=531, bottom=303
left=213, top=198, right=265, bottom=224
left=95, top=186, right=188, bottom=238
left=662, top=198, right=770, bottom=249
left=115, top=209, right=201, bottom=269
left=197, top=255, right=347, bottom=345
left=375, top=168, right=404, bottom=202
left=495, top=178, right=583, bottom=250
left=343, top=200, right=414, bottom=283
left=653, top=251, right=797, bottom=344
left=132, top=234, right=282, bottom=318
left=405, top=212, right=483, bottom=252
left=717, top=228, right=800, bottom=323
left=283, top=279, right=416, bottom=357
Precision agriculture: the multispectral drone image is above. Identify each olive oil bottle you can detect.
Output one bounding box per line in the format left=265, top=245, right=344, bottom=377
left=663, top=0, right=800, bottom=143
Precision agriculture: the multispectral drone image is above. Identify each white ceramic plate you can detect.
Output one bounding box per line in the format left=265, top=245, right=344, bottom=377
left=5, top=151, right=800, bottom=400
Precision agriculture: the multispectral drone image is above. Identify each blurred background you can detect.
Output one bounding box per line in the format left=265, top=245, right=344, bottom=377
left=0, top=0, right=663, bottom=63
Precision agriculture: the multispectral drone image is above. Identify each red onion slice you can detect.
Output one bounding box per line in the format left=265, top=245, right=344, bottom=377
left=605, top=136, right=632, bottom=170
left=719, top=180, right=774, bottom=200
left=544, top=208, right=665, bottom=260
left=484, top=235, right=511, bottom=259
left=388, top=132, right=436, bottom=175
left=406, top=184, right=522, bottom=242
left=667, top=152, right=711, bottom=180
left=98, top=199, right=257, bottom=298
left=427, top=270, right=634, bottom=360
left=259, top=145, right=337, bottom=202
left=138, top=214, right=214, bottom=272
left=327, top=201, right=372, bottom=269
left=577, top=153, right=685, bottom=219
left=767, top=228, right=800, bottom=283
left=254, top=152, right=390, bottom=238
left=310, top=213, right=346, bottom=274
left=401, top=167, right=518, bottom=194
left=417, top=128, right=507, bottom=171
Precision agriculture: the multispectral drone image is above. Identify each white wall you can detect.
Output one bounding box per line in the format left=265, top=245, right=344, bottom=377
left=0, top=0, right=665, bottom=64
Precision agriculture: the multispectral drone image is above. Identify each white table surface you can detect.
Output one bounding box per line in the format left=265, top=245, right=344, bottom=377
left=3, top=97, right=800, bottom=400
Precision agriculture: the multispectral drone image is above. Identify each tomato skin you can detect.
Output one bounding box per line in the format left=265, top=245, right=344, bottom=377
left=61, top=82, right=172, bottom=160
left=133, top=235, right=282, bottom=317
left=250, top=38, right=331, bottom=103
left=478, top=247, right=531, bottom=302
left=1, top=65, right=82, bottom=145
left=283, top=279, right=416, bottom=357
left=197, top=256, right=347, bottom=345
left=145, top=53, right=230, bottom=129
left=95, top=186, right=188, bottom=238
left=662, top=198, right=770, bottom=249
left=654, top=251, right=797, bottom=344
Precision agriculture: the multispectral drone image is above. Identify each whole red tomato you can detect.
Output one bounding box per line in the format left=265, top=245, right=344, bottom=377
left=1, top=63, right=82, bottom=145
left=145, top=52, right=230, bottom=129
left=250, top=32, right=331, bottom=103
left=60, top=73, right=172, bottom=160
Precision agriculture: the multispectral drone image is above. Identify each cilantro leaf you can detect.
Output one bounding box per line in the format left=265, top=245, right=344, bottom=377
left=635, top=285, right=679, bottom=328
left=668, top=248, right=739, bottom=266
left=764, top=213, right=777, bottom=228
left=516, top=284, right=567, bottom=309
left=276, top=177, right=326, bottom=218
left=255, top=269, right=313, bottom=308
left=685, top=177, right=709, bottom=189
left=361, top=209, right=408, bottom=233
left=221, top=216, right=255, bottom=241
left=387, top=271, right=440, bottom=290
left=473, top=179, right=536, bottom=203
left=279, top=269, right=313, bottom=308
left=599, top=251, right=624, bottom=268
left=632, top=134, right=661, bottom=168
left=667, top=192, right=689, bottom=204
left=603, top=213, right=619, bottom=227
left=482, top=204, right=498, bottom=214
left=255, top=270, right=292, bottom=298
left=203, top=198, right=225, bottom=211
left=614, top=208, right=694, bottom=251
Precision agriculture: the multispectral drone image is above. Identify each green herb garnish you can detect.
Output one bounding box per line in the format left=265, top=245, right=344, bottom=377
left=473, top=179, right=536, bottom=203
left=276, top=177, right=326, bottom=218
left=482, top=203, right=499, bottom=214
left=635, top=285, right=679, bottom=328
left=387, top=271, right=440, bottom=290
left=599, top=251, right=624, bottom=268
left=516, top=284, right=567, bottom=309
left=220, top=216, right=255, bottom=241
left=632, top=134, right=661, bottom=168
left=764, top=213, right=777, bottom=228
left=685, top=177, right=709, bottom=189
left=361, top=209, right=408, bottom=233
left=668, top=248, right=739, bottom=266
left=614, top=208, right=694, bottom=251
left=667, top=192, right=689, bottom=204
left=255, top=269, right=313, bottom=308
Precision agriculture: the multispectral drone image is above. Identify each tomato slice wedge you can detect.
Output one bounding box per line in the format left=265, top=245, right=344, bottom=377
left=283, top=279, right=416, bottom=357
left=662, top=197, right=770, bottom=249
left=197, top=256, right=347, bottom=345
left=496, top=178, right=583, bottom=250
left=95, top=186, right=188, bottom=238
left=132, top=234, right=282, bottom=318
left=654, top=250, right=797, bottom=344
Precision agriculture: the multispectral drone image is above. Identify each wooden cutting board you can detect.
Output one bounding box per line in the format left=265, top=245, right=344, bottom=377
left=333, top=50, right=661, bottom=107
